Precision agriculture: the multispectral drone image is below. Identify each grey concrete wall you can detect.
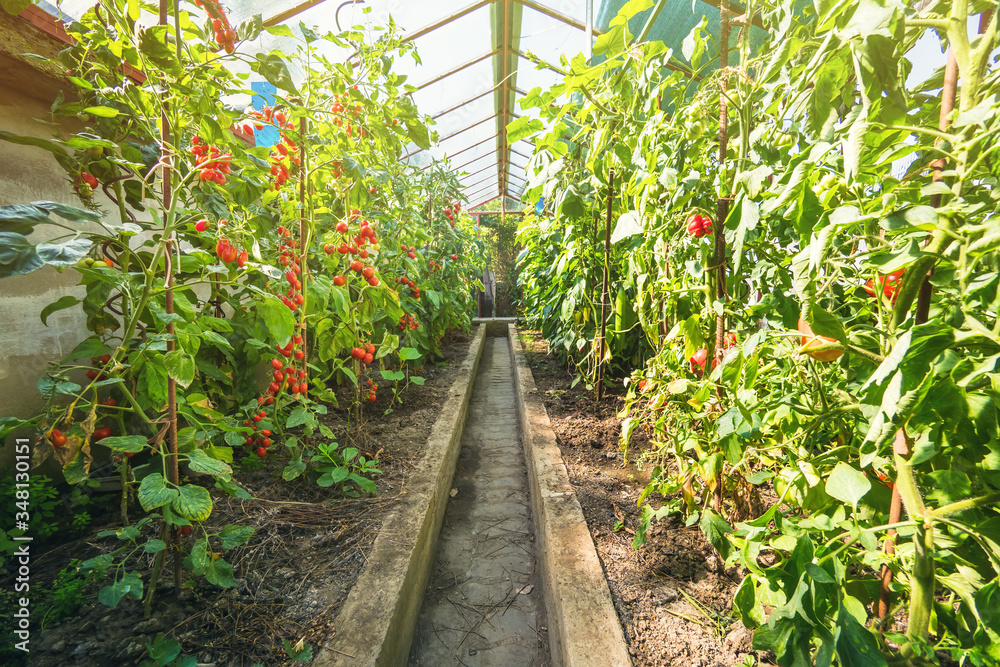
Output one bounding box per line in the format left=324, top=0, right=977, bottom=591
left=0, top=63, right=111, bottom=469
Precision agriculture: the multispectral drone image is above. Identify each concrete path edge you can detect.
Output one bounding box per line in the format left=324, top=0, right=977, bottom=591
left=508, top=324, right=633, bottom=667
left=313, top=325, right=487, bottom=667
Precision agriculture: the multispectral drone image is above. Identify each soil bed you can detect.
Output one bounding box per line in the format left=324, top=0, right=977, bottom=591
left=518, top=330, right=759, bottom=667
left=7, top=332, right=473, bottom=667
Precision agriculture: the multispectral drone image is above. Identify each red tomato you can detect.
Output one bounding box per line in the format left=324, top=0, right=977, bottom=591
left=689, top=348, right=709, bottom=376
left=798, top=318, right=843, bottom=361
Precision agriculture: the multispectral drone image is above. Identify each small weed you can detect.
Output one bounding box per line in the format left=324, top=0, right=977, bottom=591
left=282, top=638, right=314, bottom=661
left=39, top=560, right=102, bottom=627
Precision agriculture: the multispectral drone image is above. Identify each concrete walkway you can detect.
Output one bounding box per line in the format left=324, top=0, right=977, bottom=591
left=409, top=337, right=549, bottom=666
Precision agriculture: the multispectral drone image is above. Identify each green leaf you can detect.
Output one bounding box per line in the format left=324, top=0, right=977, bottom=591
left=164, top=350, right=196, bottom=388
left=83, top=105, right=120, bottom=118
left=1, top=0, right=35, bottom=18
left=138, top=25, right=182, bottom=76
left=699, top=509, right=733, bottom=560
left=99, top=435, right=146, bottom=453
left=41, top=295, right=81, bottom=326
left=254, top=53, right=297, bottom=93
left=98, top=571, right=143, bottom=609
left=146, top=634, right=181, bottom=665
left=380, top=370, right=405, bottom=381
left=218, top=525, right=253, bottom=549
left=203, top=555, right=236, bottom=588
left=0, top=131, right=67, bottom=157
left=0, top=231, right=43, bottom=278
left=410, top=376, right=425, bottom=386
left=282, top=454, right=307, bottom=481
left=405, top=120, right=431, bottom=150
left=507, top=116, right=544, bottom=144
left=137, top=473, right=179, bottom=511
left=285, top=405, right=312, bottom=429
left=399, top=347, right=421, bottom=361
left=317, top=467, right=349, bottom=487
left=257, top=293, right=295, bottom=345
left=825, top=463, right=871, bottom=509
left=36, top=238, right=93, bottom=268
left=807, top=304, right=848, bottom=343
left=611, top=211, right=643, bottom=244
left=172, top=484, right=213, bottom=521
left=263, top=24, right=296, bottom=38
left=34, top=201, right=101, bottom=223
left=186, top=449, right=232, bottom=476
left=349, top=473, right=376, bottom=495
left=835, top=604, right=888, bottom=666
left=144, top=538, right=167, bottom=554
left=0, top=203, right=49, bottom=234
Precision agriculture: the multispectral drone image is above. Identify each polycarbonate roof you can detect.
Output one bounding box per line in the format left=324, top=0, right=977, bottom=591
left=37, top=1, right=772, bottom=209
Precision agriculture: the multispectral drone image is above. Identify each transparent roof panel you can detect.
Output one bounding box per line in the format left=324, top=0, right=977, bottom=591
left=516, top=55, right=564, bottom=97
left=455, top=153, right=497, bottom=176
left=38, top=0, right=605, bottom=203
left=520, top=5, right=587, bottom=68
left=412, top=58, right=495, bottom=117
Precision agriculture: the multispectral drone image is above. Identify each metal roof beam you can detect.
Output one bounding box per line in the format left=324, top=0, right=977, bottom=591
left=416, top=131, right=502, bottom=168
left=510, top=147, right=532, bottom=161
left=437, top=113, right=502, bottom=143
left=401, top=0, right=493, bottom=43
left=462, top=172, right=502, bottom=191
left=401, top=114, right=500, bottom=161
left=451, top=151, right=497, bottom=174
left=515, top=0, right=600, bottom=33
left=469, top=194, right=502, bottom=210
left=457, top=162, right=499, bottom=182
left=465, top=183, right=498, bottom=200
left=262, top=0, right=328, bottom=27
left=432, top=81, right=506, bottom=120
left=413, top=49, right=498, bottom=92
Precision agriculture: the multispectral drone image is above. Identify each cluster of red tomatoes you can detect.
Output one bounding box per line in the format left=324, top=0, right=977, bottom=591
left=266, top=340, right=308, bottom=401
left=398, top=313, right=420, bottom=331
left=215, top=237, right=248, bottom=268
left=349, top=342, right=376, bottom=366
left=191, top=136, right=232, bottom=185
left=364, top=378, right=379, bottom=403
left=193, top=0, right=237, bottom=53
left=242, top=414, right=272, bottom=457
left=443, top=201, right=461, bottom=226
left=325, top=215, right=380, bottom=287
left=686, top=213, right=714, bottom=238
left=275, top=226, right=304, bottom=310
left=330, top=88, right=367, bottom=138
left=85, top=353, right=113, bottom=381
left=395, top=273, right=421, bottom=300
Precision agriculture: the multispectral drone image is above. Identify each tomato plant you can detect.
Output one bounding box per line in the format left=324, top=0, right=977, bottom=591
left=515, top=0, right=1000, bottom=663
left=0, top=0, right=485, bottom=622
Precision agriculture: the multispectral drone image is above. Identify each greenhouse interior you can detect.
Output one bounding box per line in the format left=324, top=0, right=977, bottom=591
left=0, top=0, right=998, bottom=665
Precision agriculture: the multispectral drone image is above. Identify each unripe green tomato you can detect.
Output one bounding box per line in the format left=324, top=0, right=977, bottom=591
left=775, top=133, right=795, bottom=150
left=819, top=173, right=839, bottom=190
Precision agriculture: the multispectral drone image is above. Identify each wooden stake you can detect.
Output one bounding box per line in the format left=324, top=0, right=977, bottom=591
left=596, top=168, right=614, bottom=401
left=879, top=31, right=962, bottom=622
left=709, top=7, right=732, bottom=514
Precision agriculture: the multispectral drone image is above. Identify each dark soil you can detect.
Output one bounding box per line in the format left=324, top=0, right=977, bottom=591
left=519, top=330, right=759, bottom=667
left=4, top=332, right=474, bottom=667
